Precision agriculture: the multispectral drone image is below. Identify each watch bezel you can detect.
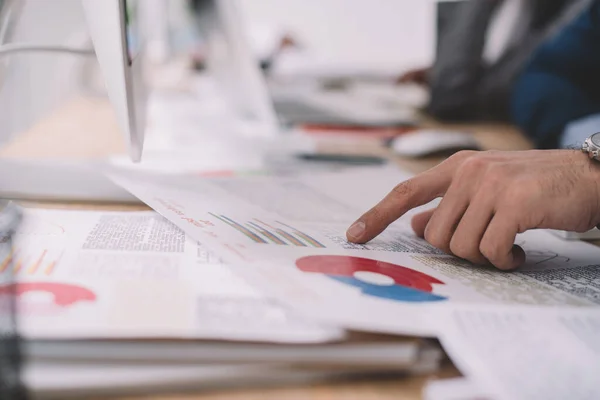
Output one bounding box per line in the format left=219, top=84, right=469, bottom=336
left=583, top=132, right=600, bottom=161
left=590, top=132, right=600, bottom=147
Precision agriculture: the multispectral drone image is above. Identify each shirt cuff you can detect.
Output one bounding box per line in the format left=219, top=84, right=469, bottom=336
left=560, top=113, right=600, bottom=148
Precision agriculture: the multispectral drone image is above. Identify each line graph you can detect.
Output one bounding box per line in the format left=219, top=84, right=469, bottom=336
left=15, top=217, right=66, bottom=237
left=208, top=213, right=326, bottom=248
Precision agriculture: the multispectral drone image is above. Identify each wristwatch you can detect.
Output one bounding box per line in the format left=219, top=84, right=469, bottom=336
left=582, top=132, right=600, bottom=161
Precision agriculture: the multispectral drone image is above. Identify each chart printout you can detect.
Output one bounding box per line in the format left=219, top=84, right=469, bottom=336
left=2, top=209, right=340, bottom=343
left=109, top=167, right=600, bottom=335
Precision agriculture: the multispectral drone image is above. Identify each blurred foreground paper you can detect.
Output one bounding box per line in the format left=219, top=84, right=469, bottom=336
left=0, top=201, right=26, bottom=399
left=11, top=208, right=340, bottom=343
left=25, top=360, right=434, bottom=399
left=10, top=208, right=441, bottom=397
left=434, top=305, right=600, bottom=400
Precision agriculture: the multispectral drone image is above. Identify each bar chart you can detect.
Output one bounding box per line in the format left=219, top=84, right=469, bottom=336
left=0, top=248, right=63, bottom=276
left=209, top=213, right=326, bottom=248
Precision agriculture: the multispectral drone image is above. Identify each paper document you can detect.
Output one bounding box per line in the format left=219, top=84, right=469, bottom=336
left=26, top=361, right=382, bottom=399
left=3, top=209, right=341, bottom=342
left=26, top=338, right=426, bottom=369
left=108, top=167, right=600, bottom=336
left=434, top=306, right=600, bottom=400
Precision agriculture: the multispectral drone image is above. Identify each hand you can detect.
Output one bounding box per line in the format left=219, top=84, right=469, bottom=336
left=397, top=67, right=430, bottom=86
left=346, top=150, right=600, bottom=270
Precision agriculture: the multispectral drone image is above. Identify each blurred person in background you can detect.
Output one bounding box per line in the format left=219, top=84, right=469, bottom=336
left=512, top=0, right=600, bottom=149
left=399, top=0, right=588, bottom=122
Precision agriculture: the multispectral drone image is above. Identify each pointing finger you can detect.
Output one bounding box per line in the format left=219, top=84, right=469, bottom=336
left=347, top=167, right=455, bottom=243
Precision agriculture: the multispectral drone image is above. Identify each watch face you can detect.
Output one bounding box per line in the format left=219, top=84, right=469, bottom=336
left=591, top=132, right=600, bottom=147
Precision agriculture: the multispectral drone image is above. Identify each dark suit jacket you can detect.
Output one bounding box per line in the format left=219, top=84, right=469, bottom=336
left=512, top=0, right=600, bottom=148
left=428, top=0, right=587, bottom=122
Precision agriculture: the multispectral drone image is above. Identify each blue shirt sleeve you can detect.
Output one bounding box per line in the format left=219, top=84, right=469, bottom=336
left=560, top=113, right=600, bottom=148
left=511, top=1, right=600, bottom=148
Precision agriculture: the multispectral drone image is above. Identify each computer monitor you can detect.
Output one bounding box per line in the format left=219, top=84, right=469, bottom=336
left=81, top=0, right=147, bottom=162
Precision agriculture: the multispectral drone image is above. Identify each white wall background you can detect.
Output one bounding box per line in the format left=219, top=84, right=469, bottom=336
left=0, top=0, right=439, bottom=145
left=238, top=0, right=520, bottom=69
left=239, top=0, right=438, bottom=70
left=0, top=0, right=517, bottom=145
left=0, top=0, right=88, bottom=144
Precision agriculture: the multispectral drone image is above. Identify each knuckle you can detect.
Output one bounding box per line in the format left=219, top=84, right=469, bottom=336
left=455, top=154, right=489, bottom=178
left=449, top=150, right=478, bottom=162
left=449, top=237, right=474, bottom=260
left=424, top=227, right=450, bottom=253
left=479, top=238, right=508, bottom=268
left=391, top=179, right=415, bottom=199
left=479, top=240, right=498, bottom=262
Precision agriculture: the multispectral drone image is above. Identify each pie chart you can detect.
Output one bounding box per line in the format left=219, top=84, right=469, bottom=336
left=0, top=282, right=96, bottom=307
left=296, top=255, right=446, bottom=302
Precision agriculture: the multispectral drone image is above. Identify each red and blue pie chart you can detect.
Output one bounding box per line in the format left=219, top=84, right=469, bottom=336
left=0, top=282, right=96, bottom=307
left=296, top=255, right=446, bottom=302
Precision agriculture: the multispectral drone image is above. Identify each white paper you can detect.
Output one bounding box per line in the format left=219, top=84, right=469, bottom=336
left=433, top=305, right=600, bottom=400
left=107, top=167, right=600, bottom=336
left=26, top=339, right=423, bottom=368
left=2, top=209, right=341, bottom=343
left=25, top=361, right=354, bottom=398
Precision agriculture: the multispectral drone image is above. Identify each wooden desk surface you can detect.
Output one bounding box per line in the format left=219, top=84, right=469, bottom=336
left=0, top=96, right=532, bottom=400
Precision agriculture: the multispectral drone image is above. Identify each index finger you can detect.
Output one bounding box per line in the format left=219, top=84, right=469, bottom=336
left=346, top=159, right=460, bottom=244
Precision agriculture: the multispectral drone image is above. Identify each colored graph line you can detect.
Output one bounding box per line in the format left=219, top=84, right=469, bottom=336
left=276, top=221, right=326, bottom=248
left=246, top=222, right=287, bottom=245
left=218, top=215, right=267, bottom=244
left=275, top=229, right=307, bottom=247
left=253, top=219, right=278, bottom=230
left=0, top=248, right=61, bottom=276
left=27, top=250, right=47, bottom=275
left=209, top=213, right=267, bottom=244
left=0, top=251, right=15, bottom=273
left=293, top=231, right=326, bottom=248
left=252, top=220, right=306, bottom=246
left=44, top=252, right=63, bottom=276
left=211, top=214, right=326, bottom=248
left=13, top=257, right=24, bottom=274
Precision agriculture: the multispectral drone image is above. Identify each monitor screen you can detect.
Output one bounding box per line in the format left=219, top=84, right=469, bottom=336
left=123, top=0, right=139, bottom=64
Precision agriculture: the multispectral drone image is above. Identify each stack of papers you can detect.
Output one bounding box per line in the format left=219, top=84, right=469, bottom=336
left=7, top=208, right=440, bottom=397
left=11, top=163, right=600, bottom=398
left=11, top=210, right=336, bottom=343
left=102, top=165, right=600, bottom=399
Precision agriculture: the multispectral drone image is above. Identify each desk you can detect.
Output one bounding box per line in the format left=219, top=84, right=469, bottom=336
left=0, top=96, right=532, bottom=400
